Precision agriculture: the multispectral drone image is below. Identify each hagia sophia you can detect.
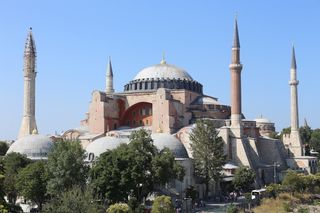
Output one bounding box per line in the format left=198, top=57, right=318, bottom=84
left=6, top=19, right=318, bottom=198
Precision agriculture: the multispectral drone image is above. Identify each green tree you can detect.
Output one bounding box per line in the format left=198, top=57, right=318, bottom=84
left=310, top=129, right=320, bottom=154
left=279, top=127, right=291, bottom=141
left=43, top=186, right=103, bottom=213
left=0, top=142, right=8, bottom=156
left=3, top=152, right=31, bottom=204
left=185, top=185, right=197, bottom=201
left=282, top=170, right=305, bottom=193
left=232, top=166, right=255, bottom=192
left=0, top=159, right=6, bottom=206
left=266, top=183, right=282, bottom=198
left=189, top=119, right=226, bottom=198
left=90, top=129, right=184, bottom=204
left=16, top=161, right=47, bottom=211
left=151, top=195, right=175, bottom=213
left=106, top=203, right=130, bottom=213
left=0, top=174, right=7, bottom=210
left=46, top=139, right=89, bottom=196
left=299, top=125, right=312, bottom=145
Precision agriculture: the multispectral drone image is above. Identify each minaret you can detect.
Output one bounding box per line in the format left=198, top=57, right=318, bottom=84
left=18, top=28, right=38, bottom=138
left=289, top=46, right=302, bottom=156
left=105, top=57, right=114, bottom=94
left=229, top=18, right=243, bottom=128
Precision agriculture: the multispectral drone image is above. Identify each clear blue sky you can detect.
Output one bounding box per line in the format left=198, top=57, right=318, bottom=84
left=1, top=1, right=319, bottom=140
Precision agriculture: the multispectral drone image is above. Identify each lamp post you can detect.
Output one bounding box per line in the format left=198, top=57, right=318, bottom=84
left=183, top=197, right=189, bottom=213
left=137, top=183, right=143, bottom=202
left=273, top=162, right=280, bottom=183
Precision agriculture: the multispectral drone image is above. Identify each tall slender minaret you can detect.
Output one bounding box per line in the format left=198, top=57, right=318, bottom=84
left=229, top=18, right=243, bottom=128
left=18, top=28, right=38, bottom=138
left=105, top=57, right=114, bottom=94
left=289, top=46, right=302, bottom=156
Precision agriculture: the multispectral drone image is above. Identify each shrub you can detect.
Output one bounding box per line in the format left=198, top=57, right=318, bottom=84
left=226, top=203, right=238, bottom=213
left=282, top=202, right=293, bottom=212
left=106, top=203, right=130, bottom=213
left=266, top=183, right=282, bottom=198
left=151, top=196, right=174, bottom=213
left=297, top=206, right=309, bottom=213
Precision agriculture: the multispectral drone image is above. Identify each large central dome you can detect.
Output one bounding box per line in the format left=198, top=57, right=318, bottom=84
left=124, top=59, right=202, bottom=94
left=133, top=60, right=193, bottom=81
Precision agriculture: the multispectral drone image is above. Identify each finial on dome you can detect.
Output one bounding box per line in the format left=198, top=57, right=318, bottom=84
left=160, top=51, right=166, bottom=64
left=32, top=129, right=38, bottom=135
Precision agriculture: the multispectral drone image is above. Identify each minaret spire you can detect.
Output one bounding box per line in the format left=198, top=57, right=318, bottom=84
left=229, top=17, right=243, bottom=128
left=105, top=56, right=114, bottom=94
left=289, top=45, right=302, bottom=156
left=291, top=45, right=297, bottom=70
left=290, top=45, right=299, bottom=132
left=18, top=28, right=38, bottom=138
left=233, top=18, right=240, bottom=48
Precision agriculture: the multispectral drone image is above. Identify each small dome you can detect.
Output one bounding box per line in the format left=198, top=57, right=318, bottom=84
left=151, top=133, right=189, bottom=158
left=133, top=63, right=193, bottom=81
left=85, top=136, right=129, bottom=161
left=254, top=117, right=272, bottom=123
left=6, top=134, right=54, bottom=160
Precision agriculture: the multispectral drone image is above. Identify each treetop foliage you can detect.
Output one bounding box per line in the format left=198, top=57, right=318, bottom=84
left=232, top=166, right=255, bottom=192
left=189, top=119, right=226, bottom=197
left=16, top=161, right=47, bottom=210
left=43, top=186, right=104, bottom=213
left=46, top=139, right=89, bottom=196
left=3, top=152, right=31, bottom=204
left=0, top=142, right=9, bottom=156
left=90, top=129, right=184, bottom=204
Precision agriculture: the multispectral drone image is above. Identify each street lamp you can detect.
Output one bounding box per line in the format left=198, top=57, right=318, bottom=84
left=273, top=162, right=280, bottom=183
left=137, top=183, right=143, bottom=202
left=183, top=197, right=190, bottom=213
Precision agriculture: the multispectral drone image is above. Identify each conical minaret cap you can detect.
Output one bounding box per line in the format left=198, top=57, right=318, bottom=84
left=107, top=57, right=113, bottom=77
left=233, top=18, right=240, bottom=48
left=24, top=27, right=36, bottom=55
left=291, top=45, right=297, bottom=69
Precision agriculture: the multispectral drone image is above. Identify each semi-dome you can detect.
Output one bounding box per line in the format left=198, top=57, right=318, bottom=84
left=85, top=136, right=129, bottom=162
left=133, top=61, right=193, bottom=81
left=6, top=134, right=54, bottom=160
left=151, top=133, right=189, bottom=158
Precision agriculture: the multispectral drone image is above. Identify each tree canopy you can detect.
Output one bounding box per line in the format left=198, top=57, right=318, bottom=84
left=189, top=119, right=226, bottom=198
left=90, top=129, right=184, bottom=204
left=43, top=186, right=103, bottom=213
left=0, top=142, right=8, bottom=156
left=232, top=166, right=255, bottom=192
left=16, top=161, right=47, bottom=211
left=46, top=140, right=89, bottom=196
left=3, top=152, right=31, bottom=204
left=310, top=129, right=320, bottom=154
